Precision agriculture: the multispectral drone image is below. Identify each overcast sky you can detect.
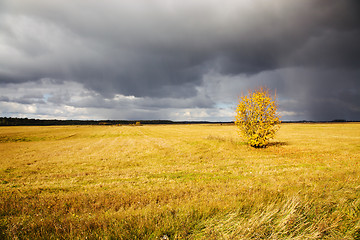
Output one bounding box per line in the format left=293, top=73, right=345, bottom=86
left=1, top=0, right=360, bottom=121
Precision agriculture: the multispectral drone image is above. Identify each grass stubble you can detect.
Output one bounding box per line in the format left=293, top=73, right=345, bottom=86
left=0, top=123, right=360, bottom=239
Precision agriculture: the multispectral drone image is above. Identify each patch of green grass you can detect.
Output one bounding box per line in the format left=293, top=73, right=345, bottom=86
left=0, top=135, right=45, bottom=143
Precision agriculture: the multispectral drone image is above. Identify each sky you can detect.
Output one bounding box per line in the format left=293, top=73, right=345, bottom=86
left=0, top=0, right=360, bottom=121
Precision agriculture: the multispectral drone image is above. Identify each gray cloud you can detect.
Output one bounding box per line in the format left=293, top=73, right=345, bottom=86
left=0, top=0, right=360, bottom=120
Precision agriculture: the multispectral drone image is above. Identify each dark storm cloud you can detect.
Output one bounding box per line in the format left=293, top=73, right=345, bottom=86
left=1, top=0, right=360, bottom=120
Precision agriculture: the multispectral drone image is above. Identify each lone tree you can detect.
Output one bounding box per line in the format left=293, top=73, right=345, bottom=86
left=235, top=87, right=280, bottom=148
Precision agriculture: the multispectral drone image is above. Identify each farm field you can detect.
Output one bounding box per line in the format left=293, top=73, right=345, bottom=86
left=1, top=123, right=360, bottom=239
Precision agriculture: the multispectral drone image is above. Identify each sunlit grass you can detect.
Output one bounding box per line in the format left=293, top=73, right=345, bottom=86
left=1, top=123, right=360, bottom=239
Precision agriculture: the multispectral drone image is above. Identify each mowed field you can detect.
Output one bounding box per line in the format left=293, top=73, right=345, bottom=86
left=0, top=123, right=360, bottom=239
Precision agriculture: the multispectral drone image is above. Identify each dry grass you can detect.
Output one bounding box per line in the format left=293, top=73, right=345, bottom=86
left=0, top=123, right=360, bottom=239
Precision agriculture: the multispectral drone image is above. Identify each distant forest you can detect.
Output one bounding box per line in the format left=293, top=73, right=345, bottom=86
left=0, top=117, right=352, bottom=126
left=0, top=117, right=220, bottom=126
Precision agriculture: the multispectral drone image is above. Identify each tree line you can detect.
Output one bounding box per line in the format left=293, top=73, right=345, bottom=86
left=0, top=117, right=222, bottom=126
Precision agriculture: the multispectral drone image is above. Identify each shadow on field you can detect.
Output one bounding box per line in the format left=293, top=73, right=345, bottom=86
left=268, top=141, right=288, bottom=147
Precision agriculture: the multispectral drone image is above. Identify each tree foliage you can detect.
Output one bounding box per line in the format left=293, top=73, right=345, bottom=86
left=235, top=87, right=280, bottom=148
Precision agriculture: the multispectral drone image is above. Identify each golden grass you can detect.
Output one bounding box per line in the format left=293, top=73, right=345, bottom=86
left=0, top=123, right=360, bottom=239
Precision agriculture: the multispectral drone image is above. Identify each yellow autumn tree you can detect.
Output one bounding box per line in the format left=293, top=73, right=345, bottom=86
left=235, top=87, right=280, bottom=148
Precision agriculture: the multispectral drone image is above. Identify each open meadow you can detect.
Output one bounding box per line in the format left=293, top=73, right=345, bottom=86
left=1, top=123, right=360, bottom=239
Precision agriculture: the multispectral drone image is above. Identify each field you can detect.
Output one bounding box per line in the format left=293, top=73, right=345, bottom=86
left=1, top=123, right=360, bottom=239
